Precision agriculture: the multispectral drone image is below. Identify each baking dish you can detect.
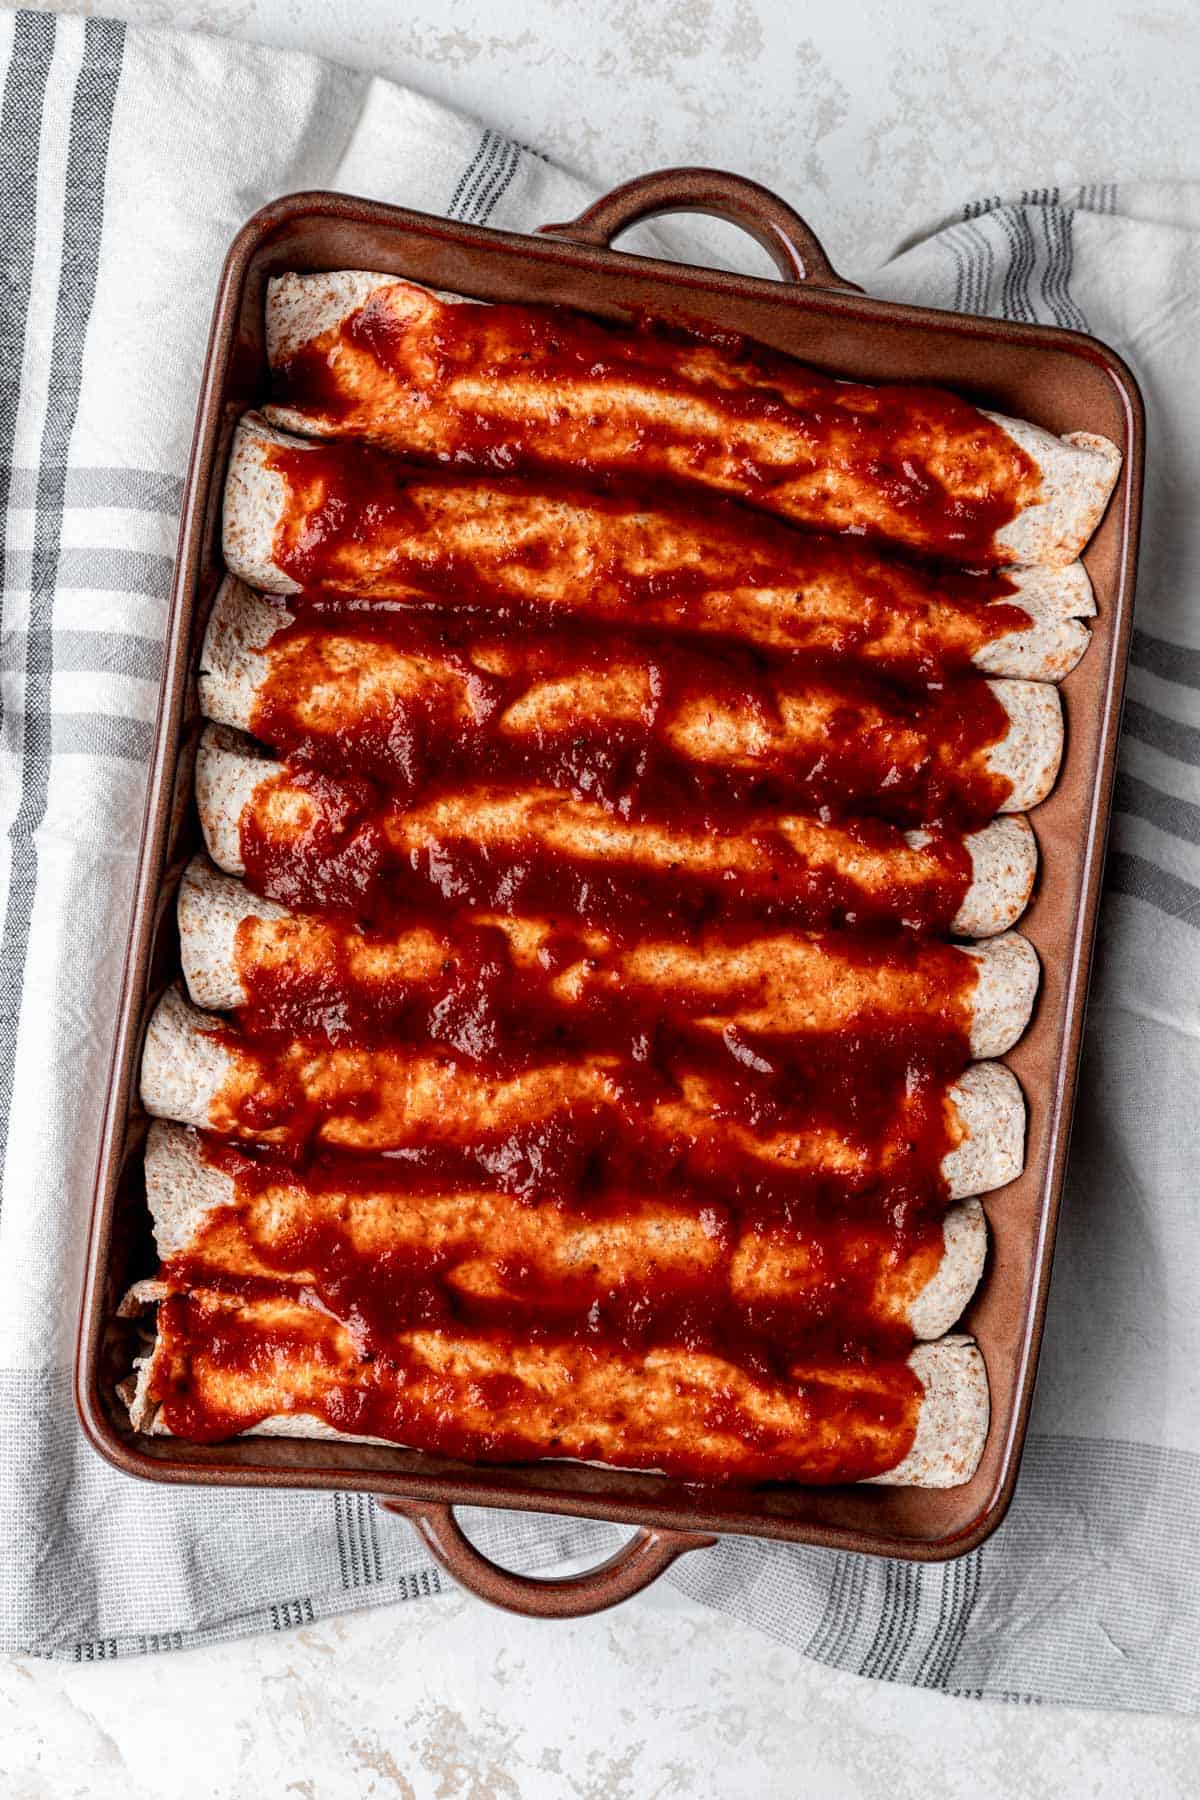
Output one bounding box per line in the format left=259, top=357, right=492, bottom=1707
left=75, top=166, right=1144, bottom=1618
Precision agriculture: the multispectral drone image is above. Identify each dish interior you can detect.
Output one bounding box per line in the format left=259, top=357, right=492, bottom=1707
left=78, top=196, right=1140, bottom=1557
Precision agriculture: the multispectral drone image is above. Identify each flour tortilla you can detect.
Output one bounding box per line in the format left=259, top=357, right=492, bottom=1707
left=261, top=270, right=1118, bottom=569
left=176, top=854, right=286, bottom=1011
left=177, top=854, right=1038, bottom=1059
left=118, top=1266, right=988, bottom=1488
left=863, top=1335, right=990, bottom=1488
left=985, top=415, right=1123, bottom=567
left=199, top=572, right=1065, bottom=814
left=221, top=413, right=1095, bottom=684
left=139, top=986, right=1024, bottom=1200
left=193, top=722, right=1038, bottom=939
left=140, top=1118, right=985, bottom=1341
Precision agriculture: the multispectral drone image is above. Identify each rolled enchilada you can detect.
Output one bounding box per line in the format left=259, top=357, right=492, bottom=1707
left=177, top=855, right=1040, bottom=1061
left=139, top=985, right=1024, bottom=1200
left=137, top=1118, right=987, bottom=1345
left=122, top=1282, right=988, bottom=1488
left=121, top=1268, right=988, bottom=1488
left=193, top=722, right=1039, bottom=940
left=200, top=575, right=1066, bottom=825
left=262, top=271, right=1119, bottom=568
left=222, top=416, right=1096, bottom=684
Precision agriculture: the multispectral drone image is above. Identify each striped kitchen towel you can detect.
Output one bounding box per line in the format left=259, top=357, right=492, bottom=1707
left=1, top=6, right=1198, bottom=1710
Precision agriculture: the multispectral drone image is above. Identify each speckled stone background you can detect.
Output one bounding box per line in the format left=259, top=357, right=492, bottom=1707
left=6, top=2, right=1200, bottom=1794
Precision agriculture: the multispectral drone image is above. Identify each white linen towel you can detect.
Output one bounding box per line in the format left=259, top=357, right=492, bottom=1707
left=1, top=6, right=1198, bottom=1709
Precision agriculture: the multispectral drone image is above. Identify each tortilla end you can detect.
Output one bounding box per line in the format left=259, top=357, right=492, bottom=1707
left=954, top=814, right=1038, bottom=937
left=198, top=575, right=291, bottom=734
left=140, top=985, right=234, bottom=1133
left=987, top=412, right=1122, bottom=567
left=1007, top=557, right=1096, bottom=621
left=221, top=413, right=302, bottom=595
left=179, top=855, right=285, bottom=1011
left=942, top=1062, right=1026, bottom=1200
left=266, top=269, right=397, bottom=363
left=908, top=1201, right=987, bottom=1340
left=195, top=723, right=280, bottom=877
left=144, top=1118, right=238, bottom=1259
left=973, top=607, right=1091, bottom=682
left=121, top=1353, right=163, bottom=1435
left=866, top=1336, right=990, bottom=1487
left=964, top=930, right=1040, bottom=1058
left=984, top=680, right=1064, bottom=812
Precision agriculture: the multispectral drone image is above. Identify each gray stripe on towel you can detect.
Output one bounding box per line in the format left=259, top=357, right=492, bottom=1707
left=0, top=11, right=55, bottom=740
left=0, top=16, right=125, bottom=1206
left=0, top=629, right=161, bottom=681
left=0, top=464, right=182, bottom=512
left=1123, top=697, right=1200, bottom=767
left=54, top=545, right=173, bottom=598
left=1114, top=770, right=1200, bottom=846
left=1107, top=850, right=1200, bottom=928
left=1131, top=629, right=1200, bottom=690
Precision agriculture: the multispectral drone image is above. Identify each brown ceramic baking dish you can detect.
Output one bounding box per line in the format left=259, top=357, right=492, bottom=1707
left=75, top=166, right=1144, bottom=1619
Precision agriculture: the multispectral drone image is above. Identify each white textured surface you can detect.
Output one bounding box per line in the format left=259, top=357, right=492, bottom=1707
left=9, top=0, right=1200, bottom=1790
left=32, top=0, right=1200, bottom=276
left=2, top=1576, right=1200, bottom=1797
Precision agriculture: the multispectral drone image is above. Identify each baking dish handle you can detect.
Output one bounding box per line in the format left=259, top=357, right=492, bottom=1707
left=537, top=165, right=861, bottom=290
left=376, top=1498, right=716, bottom=1618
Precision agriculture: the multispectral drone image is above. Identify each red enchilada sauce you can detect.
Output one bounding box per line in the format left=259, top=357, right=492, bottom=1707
left=246, top=610, right=1017, bottom=832
left=269, top=288, right=1041, bottom=564
left=148, top=303, right=1024, bottom=1478
left=254, top=444, right=1034, bottom=675
left=171, top=1127, right=951, bottom=1367
left=234, top=766, right=975, bottom=941
left=226, top=908, right=981, bottom=1056
left=151, top=1286, right=925, bottom=1485
left=157, top=1111, right=936, bottom=1474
